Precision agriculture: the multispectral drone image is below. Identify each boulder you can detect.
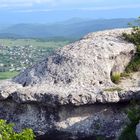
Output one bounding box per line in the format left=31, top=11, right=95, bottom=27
left=136, top=122, right=140, bottom=140
left=0, top=28, right=139, bottom=139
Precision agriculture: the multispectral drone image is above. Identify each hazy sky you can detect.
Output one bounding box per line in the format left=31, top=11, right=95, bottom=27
left=0, top=0, right=140, bottom=23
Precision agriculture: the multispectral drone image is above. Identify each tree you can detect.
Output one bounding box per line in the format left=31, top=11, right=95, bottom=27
left=0, top=119, right=35, bottom=140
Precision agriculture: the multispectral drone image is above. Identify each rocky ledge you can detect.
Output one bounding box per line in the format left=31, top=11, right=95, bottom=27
left=0, top=28, right=139, bottom=139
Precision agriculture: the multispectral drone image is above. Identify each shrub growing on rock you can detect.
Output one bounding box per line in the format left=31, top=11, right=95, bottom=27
left=0, top=119, right=35, bottom=140
left=119, top=101, right=140, bottom=140
left=123, top=17, right=140, bottom=73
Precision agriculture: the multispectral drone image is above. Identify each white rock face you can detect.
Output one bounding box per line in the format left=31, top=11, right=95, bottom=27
left=0, top=28, right=139, bottom=139
left=14, top=28, right=134, bottom=89
left=0, top=28, right=138, bottom=106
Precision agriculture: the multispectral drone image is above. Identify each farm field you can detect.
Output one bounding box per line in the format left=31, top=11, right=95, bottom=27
left=0, top=71, right=19, bottom=80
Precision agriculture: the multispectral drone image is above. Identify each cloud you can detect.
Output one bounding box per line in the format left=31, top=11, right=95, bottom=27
left=0, top=0, right=140, bottom=12
left=13, top=3, right=140, bottom=13
left=0, top=0, right=52, bottom=4
left=0, top=0, right=103, bottom=8
left=15, top=9, right=54, bottom=13
left=76, top=4, right=140, bottom=11
left=0, top=3, right=33, bottom=8
left=0, top=0, right=55, bottom=8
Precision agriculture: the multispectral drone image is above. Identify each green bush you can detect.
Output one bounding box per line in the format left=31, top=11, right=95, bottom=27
left=0, top=119, right=35, bottom=140
left=125, top=54, right=140, bottom=73
left=111, top=72, right=121, bottom=84
left=120, top=72, right=130, bottom=78
left=96, top=136, right=105, bottom=140
left=123, top=17, right=140, bottom=73
left=119, top=102, right=140, bottom=140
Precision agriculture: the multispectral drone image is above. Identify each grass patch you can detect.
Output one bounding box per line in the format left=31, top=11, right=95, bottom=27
left=111, top=72, right=121, bottom=84
left=0, top=38, right=69, bottom=49
left=0, top=71, right=19, bottom=80
left=104, top=87, right=122, bottom=92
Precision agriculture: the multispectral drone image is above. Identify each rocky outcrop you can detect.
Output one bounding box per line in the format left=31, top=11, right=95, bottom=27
left=0, top=28, right=139, bottom=139
left=0, top=100, right=129, bottom=140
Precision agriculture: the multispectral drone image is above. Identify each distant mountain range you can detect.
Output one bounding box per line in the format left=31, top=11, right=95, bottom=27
left=0, top=18, right=136, bottom=40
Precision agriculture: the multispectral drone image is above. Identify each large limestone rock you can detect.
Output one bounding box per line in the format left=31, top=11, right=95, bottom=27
left=0, top=28, right=138, bottom=105
left=0, top=28, right=139, bottom=139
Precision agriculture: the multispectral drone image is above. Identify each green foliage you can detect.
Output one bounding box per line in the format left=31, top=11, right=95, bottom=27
left=111, top=72, right=121, bottom=84
left=120, top=72, right=131, bottom=78
left=123, top=17, right=140, bottom=73
left=96, top=136, right=105, bottom=140
left=119, top=102, right=140, bottom=140
left=0, top=120, right=35, bottom=140
left=125, top=55, right=140, bottom=73
left=119, top=123, right=137, bottom=140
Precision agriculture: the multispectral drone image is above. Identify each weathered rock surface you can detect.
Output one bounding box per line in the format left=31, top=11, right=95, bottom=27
left=0, top=100, right=128, bottom=140
left=0, top=28, right=139, bottom=139
left=0, top=28, right=138, bottom=105
left=136, top=122, right=140, bottom=140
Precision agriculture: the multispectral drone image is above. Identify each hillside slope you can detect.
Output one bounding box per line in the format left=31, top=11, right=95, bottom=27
left=0, top=18, right=135, bottom=40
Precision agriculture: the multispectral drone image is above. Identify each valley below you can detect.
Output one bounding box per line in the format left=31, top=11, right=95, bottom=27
left=0, top=39, right=70, bottom=80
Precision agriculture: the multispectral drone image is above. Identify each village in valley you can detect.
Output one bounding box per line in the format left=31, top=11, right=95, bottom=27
left=0, top=44, right=46, bottom=72
left=0, top=39, right=69, bottom=79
